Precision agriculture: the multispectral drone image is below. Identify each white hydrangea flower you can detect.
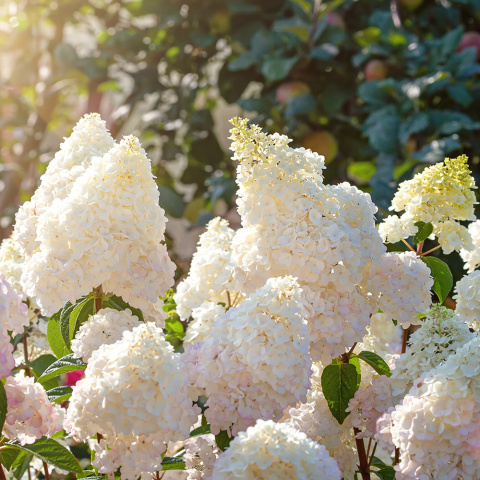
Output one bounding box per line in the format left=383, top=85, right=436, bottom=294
left=3, top=376, right=61, bottom=445
left=283, top=363, right=358, bottom=477
left=390, top=304, right=474, bottom=400
left=211, top=419, right=341, bottom=480
left=0, top=235, right=25, bottom=296
left=364, top=312, right=402, bottom=357
left=360, top=251, right=433, bottom=328
left=460, top=219, right=480, bottom=272
left=0, top=332, right=15, bottom=379
left=14, top=113, right=115, bottom=256
left=184, top=276, right=312, bottom=435
left=174, top=217, right=239, bottom=320
left=229, top=118, right=385, bottom=362
left=0, top=273, right=28, bottom=335
left=71, top=308, right=141, bottom=362
left=184, top=434, right=221, bottom=480
left=183, top=302, right=226, bottom=346
left=20, top=134, right=175, bottom=316
left=380, top=155, right=477, bottom=253
left=454, top=270, right=480, bottom=331
left=389, top=336, right=480, bottom=480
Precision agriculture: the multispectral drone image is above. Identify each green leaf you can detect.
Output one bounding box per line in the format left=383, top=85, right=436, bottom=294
left=70, top=297, right=95, bottom=342
left=104, top=295, right=144, bottom=322
left=46, top=386, right=73, bottom=404
left=6, top=437, right=82, bottom=473
left=420, top=256, right=453, bottom=303
left=355, top=351, right=391, bottom=377
left=189, top=423, right=211, bottom=438
left=347, top=161, right=375, bottom=184
left=348, top=356, right=362, bottom=389
left=215, top=430, right=232, bottom=451
left=158, top=186, right=185, bottom=218
left=27, top=354, right=59, bottom=390
left=321, top=362, right=359, bottom=424
left=0, top=447, right=20, bottom=470
left=0, top=380, right=6, bottom=434
left=161, top=457, right=186, bottom=471
left=38, top=354, right=86, bottom=384
left=413, top=221, right=434, bottom=244
left=375, top=466, right=396, bottom=480
left=60, top=299, right=83, bottom=350
left=47, top=311, right=71, bottom=359
left=261, top=56, right=299, bottom=83
left=12, top=451, right=32, bottom=479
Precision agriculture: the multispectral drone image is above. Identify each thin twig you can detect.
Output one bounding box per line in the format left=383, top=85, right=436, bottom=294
left=400, top=238, right=415, bottom=252
left=95, top=285, right=103, bottom=313
left=226, top=291, right=232, bottom=309
left=416, top=240, right=424, bottom=255
left=353, top=428, right=371, bottom=480
left=0, top=464, right=7, bottom=480
left=366, top=437, right=372, bottom=459
left=401, top=328, right=408, bottom=354
left=368, top=442, right=378, bottom=467
left=42, top=462, right=50, bottom=480
left=22, top=334, right=31, bottom=376
left=420, top=245, right=442, bottom=256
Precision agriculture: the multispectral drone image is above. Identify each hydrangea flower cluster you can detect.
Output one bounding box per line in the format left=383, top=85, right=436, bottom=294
left=363, top=312, right=402, bottom=357
left=390, top=305, right=474, bottom=400
left=184, top=434, right=221, bottom=480
left=15, top=116, right=175, bottom=317
left=184, top=276, right=311, bottom=435
left=71, top=307, right=142, bottom=362
left=386, top=337, right=480, bottom=480
left=0, top=235, right=25, bottom=296
left=3, top=376, right=61, bottom=445
left=183, top=302, right=226, bottom=346
left=460, top=219, right=480, bottom=272
left=210, top=419, right=341, bottom=480
left=454, top=270, right=480, bottom=331
left=379, top=155, right=477, bottom=253
left=360, top=252, right=433, bottom=328
left=65, top=322, right=198, bottom=446
left=174, top=217, right=238, bottom=320
left=229, top=118, right=386, bottom=361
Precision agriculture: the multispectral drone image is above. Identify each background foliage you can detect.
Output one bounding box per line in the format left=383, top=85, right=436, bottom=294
left=1, top=0, right=480, bottom=280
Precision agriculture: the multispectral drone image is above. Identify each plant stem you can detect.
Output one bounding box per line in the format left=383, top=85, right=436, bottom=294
left=353, top=428, right=371, bottom=480
left=400, top=238, right=415, bottom=252
left=22, top=334, right=31, bottom=377
left=368, top=442, right=377, bottom=467
left=95, top=285, right=103, bottom=313
left=226, top=291, right=232, bottom=309
left=42, top=462, right=50, bottom=480
left=420, top=245, right=442, bottom=256
left=342, top=343, right=357, bottom=363
left=401, top=328, right=408, bottom=355
left=416, top=240, right=424, bottom=255
left=0, top=464, right=6, bottom=480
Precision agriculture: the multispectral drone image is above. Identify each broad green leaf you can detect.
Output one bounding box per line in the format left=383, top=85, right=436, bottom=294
left=355, top=351, right=391, bottom=377
left=46, top=386, right=73, bottom=404
left=60, top=299, right=85, bottom=349
left=104, top=295, right=144, bottom=322
left=215, top=430, right=232, bottom=451
left=6, top=437, right=82, bottom=473
left=261, top=56, right=299, bottom=83
left=38, top=354, right=86, bottom=383
left=69, top=297, right=95, bottom=342
left=158, top=186, right=185, bottom=218
left=189, top=423, right=211, bottom=438
left=27, top=354, right=59, bottom=390
left=47, top=312, right=71, bottom=359
left=321, top=363, right=359, bottom=424
left=375, top=466, right=396, bottom=480
left=162, top=457, right=186, bottom=471
left=12, top=451, right=32, bottom=479
left=420, top=256, right=453, bottom=303
left=0, top=380, right=6, bottom=434
left=413, top=221, right=434, bottom=244
left=348, top=356, right=362, bottom=388
left=0, top=446, right=20, bottom=470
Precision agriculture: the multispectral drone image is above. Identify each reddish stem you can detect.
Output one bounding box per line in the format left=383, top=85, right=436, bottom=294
left=42, top=462, right=50, bottom=480
left=353, top=428, right=371, bottom=480
left=95, top=285, right=103, bottom=313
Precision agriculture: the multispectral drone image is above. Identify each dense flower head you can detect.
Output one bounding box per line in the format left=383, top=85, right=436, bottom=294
left=3, top=376, right=61, bottom=445
left=19, top=133, right=175, bottom=316
left=174, top=217, right=238, bottom=320
left=454, top=270, right=480, bottom=331
left=184, top=434, right=221, bottom=480
left=0, top=235, right=25, bottom=296
left=210, top=419, right=341, bottom=480
left=360, top=251, right=433, bottom=328
left=364, top=312, right=402, bottom=357
left=0, top=332, right=15, bottom=379
left=283, top=363, right=357, bottom=477
left=184, top=276, right=312, bottom=435
left=390, top=304, right=475, bottom=400
left=64, top=322, right=199, bottom=442
left=388, top=336, right=480, bottom=480
left=183, top=302, right=226, bottom=346
left=0, top=273, right=28, bottom=336
left=14, top=113, right=115, bottom=256
left=229, top=118, right=385, bottom=361
left=460, top=219, right=480, bottom=272
left=380, top=155, right=477, bottom=253
left=71, top=308, right=142, bottom=362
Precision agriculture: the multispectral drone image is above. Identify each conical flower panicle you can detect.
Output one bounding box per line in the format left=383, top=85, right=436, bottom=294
left=20, top=131, right=175, bottom=316
left=14, top=113, right=114, bottom=256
